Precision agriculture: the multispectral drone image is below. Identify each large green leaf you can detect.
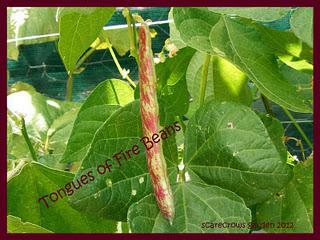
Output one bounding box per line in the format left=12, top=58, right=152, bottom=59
left=256, top=158, right=313, bottom=233
left=7, top=7, right=58, bottom=60
left=173, top=7, right=311, bottom=113
left=156, top=47, right=195, bottom=123
left=7, top=215, right=53, bottom=233
left=184, top=100, right=293, bottom=205
left=7, top=161, right=117, bottom=233
left=290, top=8, right=313, bottom=48
left=186, top=51, right=252, bottom=118
left=173, top=8, right=219, bottom=53
left=61, top=79, right=134, bottom=163
left=58, top=7, right=115, bottom=74
left=208, top=7, right=291, bottom=22
left=128, top=182, right=251, bottom=233
left=210, top=56, right=252, bottom=106
left=69, top=100, right=178, bottom=221
left=257, top=25, right=313, bottom=73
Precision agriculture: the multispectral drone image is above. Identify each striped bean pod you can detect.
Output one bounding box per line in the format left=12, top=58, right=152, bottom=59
left=138, top=23, right=175, bottom=223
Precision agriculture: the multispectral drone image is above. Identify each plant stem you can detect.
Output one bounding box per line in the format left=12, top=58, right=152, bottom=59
left=282, top=108, right=313, bottom=149
left=44, top=135, right=50, bottom=153
left=20, top=117, right=37, bottom=161
left=108, top=44, right=136, bottom=88
left=65, top=75, right=73, bottom=101
left=261, top=94, right=274, bottom=116
left=178, top=169, right=186, bottom=183
left=65, top=47, right=97, bottom=101
left=75, top=47, right=96, bottom=70
left=124, top=8, right=138, bottom=61
left=131, top=16, right=138, bottom=58
left=199, top=54, right=211, bottom=106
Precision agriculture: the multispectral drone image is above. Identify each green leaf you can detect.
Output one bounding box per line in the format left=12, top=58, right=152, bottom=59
left=173, top=8, right=219, bottom=52
left=184, top=100, right=293, bottom=205
left=7, top=108, right=78, bottom=168
left=7, top=161, right=117, bottom=233
left=293, top=158, right=313, bottom=223
left=280, top=64, right=313, bottom=105
left=7, top=215, right=53, bottom=233
left=157, top=48, right=196, bottom=87
left=211, top=56, right=252, bottom=105
left=257, top=25, right=313, bottom=73
left=69, top=100, right=178, bottom=221
left=106, top=28, right=130, bottom=56
left=93, top=28, right=131, bottom=56
left=259, top=114, right=287, bottom=161
left=8, top=82, right=79, bottom=141
left=173, top=7, right=312, bottom=113
left=128, top=182, right=251, bottom=233
left=208, top=7, right=291, bottom=22
left=168, top=8, right=186, bottom=49
left=156, top=47, right=195, bottom=123
left=7, top=160, right=15, bottom=172
left=7, top=82, right=80, bottom=165
left=7, top=7, right=59, bottom=60
left=7, top=118, right=13, bottom=154
left=291, top=8, right=313, bottom=48
left=186, top=52, right=252, bottom=118
left=61, top=79, right=134, bottom=163
left=7, top=135, right=31, bottom=160
left=256, top=158, right=313, bottom=233
left=40, top=109, right=79, bottom=168
left=159, top=79, right=191, bottom=125
left=58, top=7, right=115, bottom=74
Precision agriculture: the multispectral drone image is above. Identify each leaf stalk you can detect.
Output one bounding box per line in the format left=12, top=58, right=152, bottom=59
left=107, top=42, right=136, bottom=88
left=65, top=75, right=73, bottom=101
left=65, top=47, right=97, bottom=101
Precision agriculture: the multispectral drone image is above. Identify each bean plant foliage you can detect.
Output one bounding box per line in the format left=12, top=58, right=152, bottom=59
left=7, top=7, right=313, bottom=233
